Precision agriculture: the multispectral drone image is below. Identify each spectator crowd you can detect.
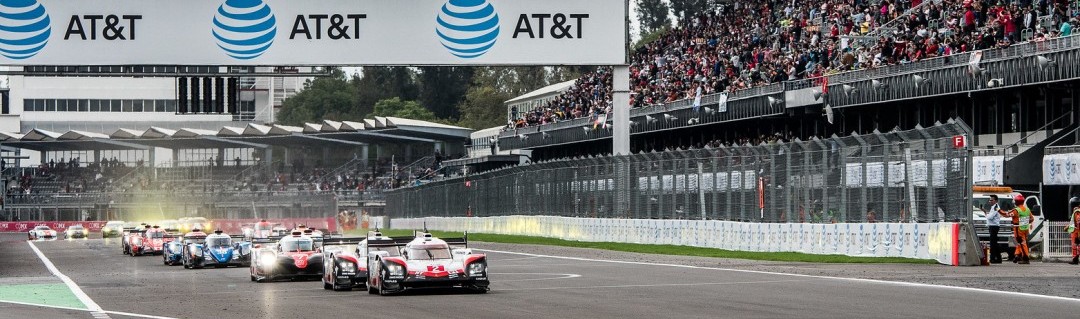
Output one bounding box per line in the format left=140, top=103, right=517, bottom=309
left=511, top=0, right=1079, bottom=129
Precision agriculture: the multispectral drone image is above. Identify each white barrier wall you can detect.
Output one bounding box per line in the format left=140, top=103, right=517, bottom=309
left=392, top=216, right=961, bottom=265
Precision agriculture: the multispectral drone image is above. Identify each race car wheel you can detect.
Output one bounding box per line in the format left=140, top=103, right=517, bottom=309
left=368, top=282, right=377, bottom=294
left=323, top=281, right=332, bottom=290
left=250, top=273, right=256, bottom=282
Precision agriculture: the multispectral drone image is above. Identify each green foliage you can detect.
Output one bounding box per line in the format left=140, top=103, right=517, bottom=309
left=669, top=0, right=720, bottom=24
left=636, top=0, right=671, bottom=34
left=634, top=26, right=670, bottom=50
left=369, top=98, right=437, bottom=121
left=276, top=68, right=358, bottom=126
left=456, top=86, right=512, bottom=130
left=418, top=67, right=475, bottom=120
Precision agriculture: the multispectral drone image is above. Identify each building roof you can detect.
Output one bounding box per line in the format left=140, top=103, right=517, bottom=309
left=1, top=117, right=474, bottom=152
left=504, top=80, right=576, bottom=105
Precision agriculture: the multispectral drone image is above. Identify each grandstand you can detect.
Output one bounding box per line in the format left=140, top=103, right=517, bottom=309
left=0, top=117, right=471, bottom=222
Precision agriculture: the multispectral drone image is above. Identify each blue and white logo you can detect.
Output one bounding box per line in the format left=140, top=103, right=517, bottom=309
left=212, top=0, right=276, bottom=60
left=436, top=0, right=499, bottom=59
left=0, top=0, right=50, bottom=60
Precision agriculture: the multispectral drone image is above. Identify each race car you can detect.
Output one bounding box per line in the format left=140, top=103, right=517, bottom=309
left=101, top=221, right=125, bottom=238
left=28, top=225, right=58, bottom=240
left=129, top=226, right=171, bottom=256
left=366, top=232, right=489, bottom=295
left=179, top=217, right=211, bottom=233
left=321, top=231, right=411, bottom=291
left=250, top=232, right=324, bottom=282
left=182, top=230, right=251, bottom=269
left=65, top=224, right=89, bottom=239
left=122, top=226, right=150, bottom=255
left=165, top=229, right=207, bottom=266
left=253, top=220, right=274, bottom=239
left=240, top=224, right=256, bottom=241
left=158, top=220, right=181, bottom=234
left=162, top=236, right=185, bottom=266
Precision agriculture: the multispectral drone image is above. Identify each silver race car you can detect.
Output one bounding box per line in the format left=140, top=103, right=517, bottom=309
left=366, top=232, right=489, bottom=295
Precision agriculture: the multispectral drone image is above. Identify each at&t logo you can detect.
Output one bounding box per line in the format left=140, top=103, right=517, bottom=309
left=436, top=0, right=499, bottom=59
left=212, top=0, right=276, bottom=60
left=0, top=0, right=51, bottom=60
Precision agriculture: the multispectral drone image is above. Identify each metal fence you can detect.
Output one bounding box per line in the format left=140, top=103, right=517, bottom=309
left=390, top=121, right=974, bottom=223
left=1043, top=221, right=1076, bottom=260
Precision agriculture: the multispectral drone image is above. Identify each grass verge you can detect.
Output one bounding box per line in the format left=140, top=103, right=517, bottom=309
left=341, top=228, right=936, bottom=264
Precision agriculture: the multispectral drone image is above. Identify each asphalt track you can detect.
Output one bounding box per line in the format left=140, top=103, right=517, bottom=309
left=2, top=233, right=1079, bottom=318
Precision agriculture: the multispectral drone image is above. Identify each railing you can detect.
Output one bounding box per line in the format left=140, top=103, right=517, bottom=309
left=393, top=121, right=974, bottom=223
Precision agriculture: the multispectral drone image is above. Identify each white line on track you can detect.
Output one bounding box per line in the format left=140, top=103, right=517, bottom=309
left=477, top=248, right=1080, bottom=304
left=26, top=241, right=178, bottom=319
left=495, top=279, right=815, bottom=291
left=0, top=300, right=178, bottom=319
left=488, top=272, right=582, bottom=282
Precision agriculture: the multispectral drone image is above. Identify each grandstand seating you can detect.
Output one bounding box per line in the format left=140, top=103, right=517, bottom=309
left=511, top=0, right=1078, bottom=128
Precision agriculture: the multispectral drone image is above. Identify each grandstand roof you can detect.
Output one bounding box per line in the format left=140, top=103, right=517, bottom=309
left=0, top=117, right=473, bottom=152
left=504, top=80, right=575, bottom=105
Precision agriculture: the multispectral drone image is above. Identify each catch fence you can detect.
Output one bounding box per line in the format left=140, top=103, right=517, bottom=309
left=389, top=121, right=974, bottom=224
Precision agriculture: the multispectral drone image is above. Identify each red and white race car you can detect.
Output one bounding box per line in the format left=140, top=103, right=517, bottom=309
left=250, top=232, right=324, bottom=282
left=129, top=226, right=172, bottom=256
left=28, top=225, right=58, bottom=240
left=366, top=232, right=489, bottom=295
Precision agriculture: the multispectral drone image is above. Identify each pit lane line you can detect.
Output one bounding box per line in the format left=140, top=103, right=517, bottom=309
left=26, top=241, right=177, bottom=319
left=475, top=248, right=1080, bottom=304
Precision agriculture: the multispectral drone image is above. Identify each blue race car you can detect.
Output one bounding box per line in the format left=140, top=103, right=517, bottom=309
left=162, top=236, right=184, bottom=266
left=182, top=230, right=251, bottom=269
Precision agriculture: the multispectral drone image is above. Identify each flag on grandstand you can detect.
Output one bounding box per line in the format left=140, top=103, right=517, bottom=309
left=692, top=86, right=703, bottom=112
left=717, top=92, right=728, bottom=113
left=968, top=51, right=983, bottom=76
left=821, top=76, right=829, bottom=95
left=593, top=114, right=607, bottom=130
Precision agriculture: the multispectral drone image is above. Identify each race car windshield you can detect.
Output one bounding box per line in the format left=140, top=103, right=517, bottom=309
left=207, top=237, right=232, bottom=247
left=70, top=226, right=84, bottom=230
left=406, top=248, right=452, bottom=260
left=280, top=239, right=313, bottom=252
left=255, top=224, right=272, bottom=231
left=146, top=231, right=164, bottom=238
left=34, top=226, right=50, bottom=230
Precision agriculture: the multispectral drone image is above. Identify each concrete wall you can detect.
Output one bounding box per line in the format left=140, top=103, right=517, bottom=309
left=392, top=216, right=962, bottom=265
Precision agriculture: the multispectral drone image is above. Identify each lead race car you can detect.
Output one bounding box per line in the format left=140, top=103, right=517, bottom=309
left=250, top=232, right=325, bottom=282
left=366, top=232, right=489, bottom=295
left=182, top=230, right=251, bottom=269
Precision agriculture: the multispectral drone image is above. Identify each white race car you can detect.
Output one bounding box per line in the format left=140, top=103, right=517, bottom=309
left=28, top=225, right=58, bottom=240
left=366, top=232, right=488, bottom=295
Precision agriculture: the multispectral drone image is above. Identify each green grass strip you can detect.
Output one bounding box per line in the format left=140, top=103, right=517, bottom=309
left=0, top=283, right=87, bottom=309
left=341, top=228, right=936, bottom=264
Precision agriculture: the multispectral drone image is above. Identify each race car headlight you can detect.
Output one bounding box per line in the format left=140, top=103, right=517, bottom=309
left=468, top=263, right=486, bottom=276
left=260, top=254, right=276, bottom=267
left=338, top=261, right=354, bottom=271
left=385, top=263, right=404, bottom=276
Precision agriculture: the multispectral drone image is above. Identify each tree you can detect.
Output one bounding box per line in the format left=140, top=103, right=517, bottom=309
left=669, top=0, right=718, bottom=24
left=369, top=98, right=437, bottom=122
left=457, top=86, right=512, bottom=130
left=354, top=67, right=418, bottom=117
left=636, top=0, right=671, bottom=34
left=276, top=68, right=358, bottom=125
left=417, top=66, right=475, bottom=120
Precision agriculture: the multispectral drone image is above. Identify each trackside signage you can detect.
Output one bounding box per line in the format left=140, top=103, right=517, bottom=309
left=0, top=0, right=626, bottom=65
